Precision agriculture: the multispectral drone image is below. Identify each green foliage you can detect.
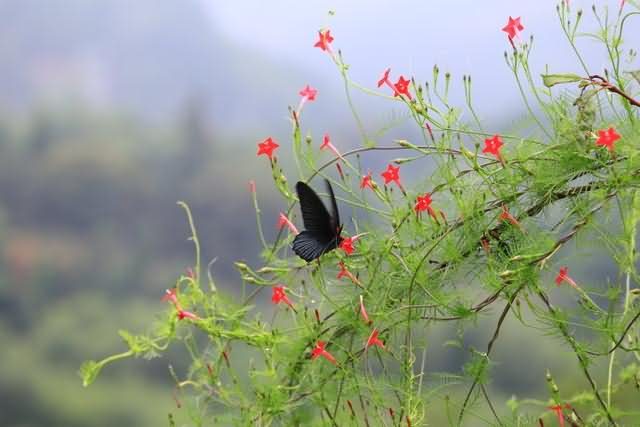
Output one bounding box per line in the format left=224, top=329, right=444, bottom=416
left=541, top=73, right=584, bottom=88
left=80, top=360, right=102, bottom=388
left=84, top=2, right=640, bottom=426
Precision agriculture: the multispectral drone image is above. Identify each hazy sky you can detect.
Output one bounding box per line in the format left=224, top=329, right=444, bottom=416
left=202, top=0, right=638, bottom=123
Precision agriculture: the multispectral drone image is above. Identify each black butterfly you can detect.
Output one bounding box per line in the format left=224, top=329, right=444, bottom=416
left=292, top=180, right=343, bottom=262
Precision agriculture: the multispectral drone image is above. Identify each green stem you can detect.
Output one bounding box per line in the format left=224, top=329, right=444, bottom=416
left=177, top=201, right=201, bottom=284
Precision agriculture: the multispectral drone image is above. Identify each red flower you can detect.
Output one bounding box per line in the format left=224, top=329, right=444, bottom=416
left=340, top=233, right=366, bottom=256
left=499, top=205, right=521, bottom=228
left=339, top=237, right=355, bottom=255
left=393, top=76, right=413, bottom=100
left=311, top=340, right=337, bottom=365
left=297, top=85, right=318, bottom=115
left=314, top=29, right=334, bottom=52
left=271, top=285, right=294, bottom=309
left=547, top=403, right=571, bottom=427
left=164, top=289, right=200, bottom=321
left=337, top=261, right=349, bottom=279
left=483, top=134, right=504, bottom=163
left=320, top=133, right=344, bottom=160
left=378, top=69, right=413, bottom=100
left=377, top=68, right=392, bottom=88
left=320, top=133, right=332, bottom=150
left=595, top=127, right=621, bottom=152
left=177, top=309, right=200, bottom=321
left=366, top=328, right=385, bottom=350
left=380, top=164, right=403, bottom=189
left=414, top=193, right=432, bottom=211
left=555, top=267, right=578, bottom=289
left=502, top=16, right=524, bottom=40
left=360, top=172, right=374, bottom=190
left=277, top=212, right=299, bottom=234
left=257, top=137, right=279, bottom=161
left=359, top=295, right=371, bottom=324
left=414, top=193, right=439, bottom=222
left=162, top=288, right=179, bottom=306
left=337, top=261, right=362, bottom=286
left=299, top=85, right=318, bottom=101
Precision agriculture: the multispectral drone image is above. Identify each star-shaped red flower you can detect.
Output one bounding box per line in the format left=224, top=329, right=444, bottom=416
left=320, top=134, right=331, bottom=150
left=271, top=285, right=294, bottom=309
left=414, top=193, right=432, bottom=212
left=393, top=76, right=413, bottom=100
left=381, top=164, right=401, bottom=187
left=366, top=328, right=385, bottom=350
left=415, top=193, right=439, bottom=221
left=555, top=266, right=578, bottom=289
left=339, top=237, right=355, bottom=255
left=299, top=85, right=318, bottom=101
left=378, top=68, right=392, bottom=88
left=161, top=288, right=179, bottom=305
left=314, top=29, right=334, bottom=52
left=320, top=133, right=344, bottom=160
left=257, top=137, right=279, bottom=160
left=502, top=16, right=524, bottom=39
left=595, top=127, right=621, bottom=151
left=483, top=135, right=504, bottom=160
left=311, top=340, right=337, bottom=365
left=360, top=172, right=373, bottom=189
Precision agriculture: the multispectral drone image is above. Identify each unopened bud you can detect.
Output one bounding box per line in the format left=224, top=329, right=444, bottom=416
left=234, top=262, right=249, bottom=272
left=392, top=157, right=412, bottom=164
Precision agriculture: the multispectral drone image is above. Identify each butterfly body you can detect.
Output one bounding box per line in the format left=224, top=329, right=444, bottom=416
left=292, top=180, right=342, bottom=262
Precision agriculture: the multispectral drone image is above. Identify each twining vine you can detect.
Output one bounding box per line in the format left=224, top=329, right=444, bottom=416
left=82, top=3, right=640, bottom=426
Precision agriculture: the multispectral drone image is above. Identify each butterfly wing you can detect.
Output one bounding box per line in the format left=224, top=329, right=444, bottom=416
left=296, top=181, right=334, bottom=237
left=292, top=231, right=334, bottom=262
left=293, top=180, right=342, bottom=262
left=325, top=179, right=341, bottom=233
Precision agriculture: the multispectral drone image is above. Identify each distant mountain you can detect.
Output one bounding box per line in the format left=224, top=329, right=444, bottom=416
left=0, top=0, right=305, bottom=128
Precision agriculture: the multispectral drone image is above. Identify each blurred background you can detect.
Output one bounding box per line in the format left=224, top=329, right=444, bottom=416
left=0, top=1, right=637, bottom=426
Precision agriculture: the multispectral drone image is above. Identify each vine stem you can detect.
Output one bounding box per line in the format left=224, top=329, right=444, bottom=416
left=607, top=190, right=638, bottom=408
left=177, top=201, right=201, bottom=285
left=537, top=290, right=618, bottom=426
left=458, top=283, right=524, bottom=425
